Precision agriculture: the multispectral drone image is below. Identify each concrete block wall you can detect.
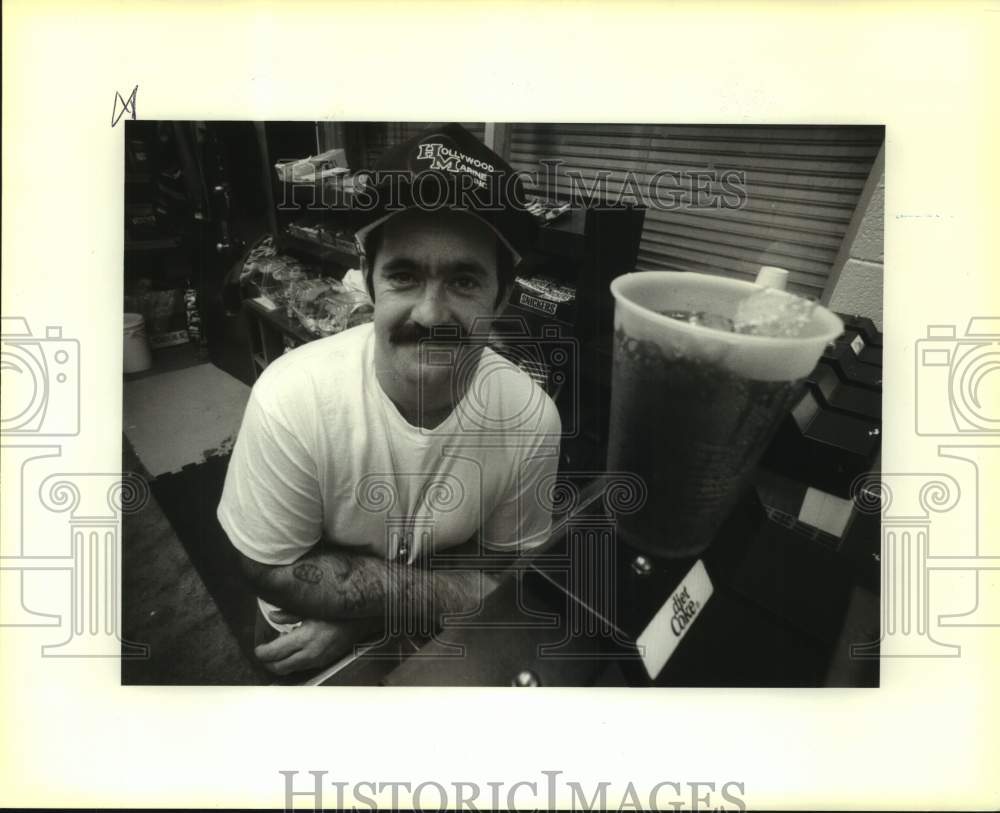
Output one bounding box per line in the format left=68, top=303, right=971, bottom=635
left=825, top=152, right=885, bottom=330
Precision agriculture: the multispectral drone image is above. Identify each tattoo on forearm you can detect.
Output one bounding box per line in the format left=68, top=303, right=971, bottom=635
left=331, top=556, right=354, bottom=580
left=341, top=591, right=368, bottom=612
left=288, top=555, right=372, bottom=615
left=277, top=548, right=485, bottom=624
left=292, top=562, right=323, bottom=584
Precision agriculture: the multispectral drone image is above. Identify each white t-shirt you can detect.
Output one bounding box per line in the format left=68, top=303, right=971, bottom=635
left=217, top=322, right=562, bottom=571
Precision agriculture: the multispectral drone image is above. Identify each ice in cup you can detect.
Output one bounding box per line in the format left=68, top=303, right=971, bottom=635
left=606, top=271, right=844, bottom=558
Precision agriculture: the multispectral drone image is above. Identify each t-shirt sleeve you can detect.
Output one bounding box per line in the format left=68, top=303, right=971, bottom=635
left=480, top=398, right=563, bottom=553
left=217, top=389, right=323, bottom=566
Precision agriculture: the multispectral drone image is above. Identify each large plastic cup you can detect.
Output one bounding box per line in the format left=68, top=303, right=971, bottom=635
left=606, top=271, right=844, bottom=558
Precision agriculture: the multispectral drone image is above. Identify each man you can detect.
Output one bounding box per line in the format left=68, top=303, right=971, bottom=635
left=218, top=123, right=562, bottom=677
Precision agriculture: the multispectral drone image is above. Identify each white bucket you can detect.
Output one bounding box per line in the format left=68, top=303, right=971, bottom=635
left=123, top=312, right=153, bottom=374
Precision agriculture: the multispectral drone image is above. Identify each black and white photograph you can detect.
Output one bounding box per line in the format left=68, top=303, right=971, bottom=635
left=120, top=120, right=885, bottom=687
left=4, top=2, right=997, bottom=810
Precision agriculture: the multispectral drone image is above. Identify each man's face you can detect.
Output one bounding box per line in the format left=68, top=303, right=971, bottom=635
left=370, top=208, right=505, bottom=401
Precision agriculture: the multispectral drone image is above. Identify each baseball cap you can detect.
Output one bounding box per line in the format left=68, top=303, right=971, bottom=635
left=352, top=123, right=537, bottom=267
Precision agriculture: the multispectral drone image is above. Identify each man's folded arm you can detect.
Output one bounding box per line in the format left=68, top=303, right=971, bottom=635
left=236, top=542, right=497, bottom=624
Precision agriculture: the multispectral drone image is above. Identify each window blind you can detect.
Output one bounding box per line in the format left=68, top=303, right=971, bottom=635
left=508, top=124, right=884, bottom=299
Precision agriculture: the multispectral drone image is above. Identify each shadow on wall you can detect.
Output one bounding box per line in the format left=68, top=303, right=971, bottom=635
left=825, top=148, right=885, bottom=331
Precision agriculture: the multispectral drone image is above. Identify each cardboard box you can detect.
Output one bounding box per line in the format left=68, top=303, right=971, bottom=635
left=508, top=275, right=576, bottom=325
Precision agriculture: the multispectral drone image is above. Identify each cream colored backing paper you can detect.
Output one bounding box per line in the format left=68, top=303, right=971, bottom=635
left=2, top=1, right=997, bottom=809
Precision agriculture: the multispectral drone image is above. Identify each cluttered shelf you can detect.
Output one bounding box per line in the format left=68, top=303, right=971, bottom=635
left=277, top=230, right=359, bottom=268
left=238, top=235, right=374, bottom=377
left=244, top=297, right=317, bottom=346
left=237, top=232, right=582, bottom=404
left=125, top=235, right=183, bottom=253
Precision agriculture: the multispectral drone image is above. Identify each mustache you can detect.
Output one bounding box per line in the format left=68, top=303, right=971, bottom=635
left=389, top=322, right=477, bottom=345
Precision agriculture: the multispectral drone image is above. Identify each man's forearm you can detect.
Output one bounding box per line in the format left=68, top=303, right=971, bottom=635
left=245, top=545, right=497, bottom=625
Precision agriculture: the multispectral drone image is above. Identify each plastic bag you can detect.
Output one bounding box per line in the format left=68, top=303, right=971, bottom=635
left=290, top=283, right=373, bottom=336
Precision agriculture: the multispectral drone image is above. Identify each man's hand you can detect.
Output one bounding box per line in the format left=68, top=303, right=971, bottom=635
left=254, top=611, right=382, bottom=676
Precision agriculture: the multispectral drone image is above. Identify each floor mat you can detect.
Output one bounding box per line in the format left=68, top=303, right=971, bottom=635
left=124, top=363, right=250, bottom=477
left=142, top=453, right=270, bottom=682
